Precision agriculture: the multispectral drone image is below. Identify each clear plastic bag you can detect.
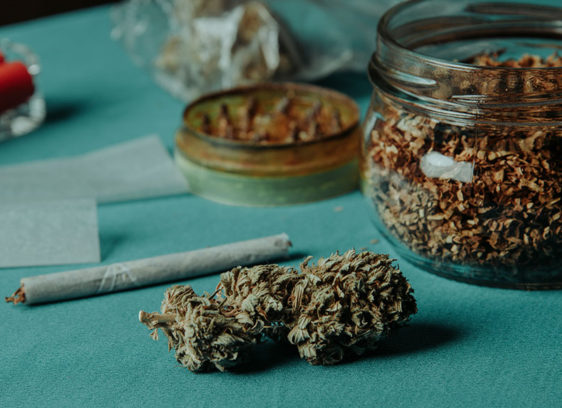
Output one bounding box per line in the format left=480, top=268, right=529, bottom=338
left=111, top=0, right=399, bottom=101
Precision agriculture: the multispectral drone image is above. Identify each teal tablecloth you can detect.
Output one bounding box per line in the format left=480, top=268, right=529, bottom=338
left=0, top=6, right=560, bottom=408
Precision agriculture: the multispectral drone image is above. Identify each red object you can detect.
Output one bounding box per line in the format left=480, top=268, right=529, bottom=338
left=0, top=51, right=5, bottom=64
left=0, top=61, right=34, bottom=114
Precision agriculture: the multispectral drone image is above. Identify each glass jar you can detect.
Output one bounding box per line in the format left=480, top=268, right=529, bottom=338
left=361, top=0, right=562, bottom=289
left=0, top=39, right=45, bottom=142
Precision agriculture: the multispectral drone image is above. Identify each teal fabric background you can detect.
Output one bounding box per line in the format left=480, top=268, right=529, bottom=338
left=0, top=5, right=561, bottom=408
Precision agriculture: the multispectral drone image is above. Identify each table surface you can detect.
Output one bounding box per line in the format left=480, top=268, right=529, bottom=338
left=1, top=5, right=560, bottom=408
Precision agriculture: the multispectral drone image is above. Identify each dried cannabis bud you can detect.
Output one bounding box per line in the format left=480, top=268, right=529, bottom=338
left=218, top=264, right=300, bottom=341
left=286, top=250, right=417, bottom=365
left=139, top=285, right=260, bottom=372
left=139, top=251, right=417, bottom=372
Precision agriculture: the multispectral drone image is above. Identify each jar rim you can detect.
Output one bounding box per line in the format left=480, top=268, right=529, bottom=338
left=370, top=0, right=562, bottom=124
left=375, top=0, right=562, bottom=73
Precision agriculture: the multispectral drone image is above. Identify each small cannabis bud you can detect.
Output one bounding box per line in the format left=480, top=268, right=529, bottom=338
left=139, top=285, right=260, bottom=372
left=218, top=264, right=300, bottom=340
left=286, top=250, right=417, bottom=365
left=139, top=250, right=417, bottom=372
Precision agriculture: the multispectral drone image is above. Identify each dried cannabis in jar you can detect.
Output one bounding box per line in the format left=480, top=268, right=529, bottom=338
left=363, top=53, right=562, bottom=286
left=139, top=250, right=417, bottom=372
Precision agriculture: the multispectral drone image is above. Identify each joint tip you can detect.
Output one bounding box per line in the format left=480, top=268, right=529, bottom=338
left=5, top=286, right=25, bottom=305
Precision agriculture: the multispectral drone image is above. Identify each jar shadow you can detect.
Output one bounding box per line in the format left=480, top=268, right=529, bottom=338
left=43, top=97, right=97, bottom=126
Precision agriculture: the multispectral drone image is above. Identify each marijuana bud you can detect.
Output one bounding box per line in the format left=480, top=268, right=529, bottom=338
left=139, top=250, right=417, bottom=372
left=286, top=250, right=417, bottom=365
left=139, top=285, right=260, bottom=372
left=218, top=264, right=300, bottom=340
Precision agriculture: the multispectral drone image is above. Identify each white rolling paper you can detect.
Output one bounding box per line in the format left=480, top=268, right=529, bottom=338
left=0, top=199, right=100, bottom=268
left=0, top=135, right=189, bottom=203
